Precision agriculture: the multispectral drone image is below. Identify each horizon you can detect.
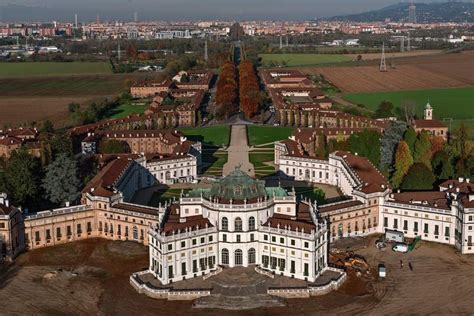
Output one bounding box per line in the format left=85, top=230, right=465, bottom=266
left=0, top=0, right=456, bottom=22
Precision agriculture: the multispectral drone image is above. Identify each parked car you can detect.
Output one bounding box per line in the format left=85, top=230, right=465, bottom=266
left=378, top=263, right=386, bottom=278
left=392, top=243, right=409, bottom=253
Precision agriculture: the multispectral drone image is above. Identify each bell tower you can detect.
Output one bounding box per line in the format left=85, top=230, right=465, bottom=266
left=424, top=102, right=433, bottom=120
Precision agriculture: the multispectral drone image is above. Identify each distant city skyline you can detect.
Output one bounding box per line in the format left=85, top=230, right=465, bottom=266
left=0, top=0, right=451, bottom=22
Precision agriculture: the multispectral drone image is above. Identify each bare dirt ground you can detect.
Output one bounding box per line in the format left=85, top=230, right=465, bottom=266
left=0, top=96, right=93, bottom=127
left=1, top=237, right=474, bottom=315
left=302, top=51, right=474, bottom=93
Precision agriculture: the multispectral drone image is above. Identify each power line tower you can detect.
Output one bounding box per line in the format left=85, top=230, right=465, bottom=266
left=117, top=43, right=121, bottom=62
left=204, top=38, right=208, bottom=62
left=401, top=36, right=405, bottom=52
left=380, top=42, right=387, bottom=72
left=407, top=31, right=411, bottom=51
left=279, top=35, right=283, bottom=50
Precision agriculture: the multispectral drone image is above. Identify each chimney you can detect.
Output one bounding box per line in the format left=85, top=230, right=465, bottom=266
left=458, top=177, right=464, bottom=183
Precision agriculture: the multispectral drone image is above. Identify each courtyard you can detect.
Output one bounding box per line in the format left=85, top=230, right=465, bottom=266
left=1, top=237, right=474, bottom=314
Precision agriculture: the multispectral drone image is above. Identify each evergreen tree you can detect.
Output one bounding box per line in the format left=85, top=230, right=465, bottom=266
left=374, top=101, right=394, bottom=118
left=403, top=127, right=417, bottom=155
left=380, top=121, right=407, bottom=171
left=43, top=154, right=81, bottom=206
left=316, top=133, right=328, bottom=159
left=414, top=130, right=432, bottom=168
left=401, top=163, right=436, bottom=191
left=4, top=148, right=41, bottom=206
left=391, top=141, right=413, bottom=188
left=432, top=150, right=454, bottom=180
left=348, top=129, right=381, bottom=166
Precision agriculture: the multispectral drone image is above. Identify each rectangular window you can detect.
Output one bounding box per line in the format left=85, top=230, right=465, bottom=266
left=192, top=239, right=197, bottom=245
left=181, top=262, right=186, bottom=275
left=304, top=242, right=309, bottom=248
left=291, top=260, right=295, bottom=274
left=209, top=236, right=213, bottom=242
left=424, top=223, right=429, bottom=234
left=181, top=241, right=186, bottom=248
left=67, top=226, right=72, bottom=236
left=35, top=231, right=40, bottom=241
left=77, top=223, right=82, bottom=234
left=236, top=235, right=241, bottom=242
left=384, top=217, right=388, bottom=228
left=434, top=225, right=439, bottom=235
left=414, top=222, right=419, bottom=232
left=223, top=234, right=227, bottom=242
left=304, top=263, right=309, bottom=276
left=271, top=236, right=276, bottom=242
left=445, top=226, right=450, bottom=237
left=200, top=237, right=205, bottom=244
left=56, top=227, right=62, bottom=238
left=403, top=220, right=408, bottom=231
left=291, top=239, right=295, bottom=246
left=264, top=235, right=268, bottom=241
left=393, top=219, right=398, bottom=229
left=250, top=234, right=254, bottom=242
left=87, top=222, right=92, bottom=232
left=280, top=237, right=284, bottom=244
left=46, top=229, right=51, bottom=240
left=193, top=260, right=198, bottom=273
left=168, top=244, right=172, bottom=251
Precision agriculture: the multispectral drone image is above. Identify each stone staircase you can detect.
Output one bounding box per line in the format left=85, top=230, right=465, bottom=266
left=192, top=293, right=286, bottom=310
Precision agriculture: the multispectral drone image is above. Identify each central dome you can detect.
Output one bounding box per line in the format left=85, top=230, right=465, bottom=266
left=208, top=167, right=267, bottom=201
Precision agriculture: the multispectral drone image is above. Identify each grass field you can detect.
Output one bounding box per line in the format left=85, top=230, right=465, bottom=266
left=344, top=87, right=474, bottom=120
left=259, top=54, right=351, bottom=67
left=179, top=126, right=230, bottom=146
left=0, top=62, right=112, bottom=77
left=247, top=126, right=293, bottom=146
left=106, top=101, right=148, bottom=119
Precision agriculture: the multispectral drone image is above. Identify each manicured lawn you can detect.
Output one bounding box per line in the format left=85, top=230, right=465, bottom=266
left=179, top=126, right=230, bottom=146
left=202, top=150, right=228, bottom=176
left=106, top=101, right=148, bottom=119
left=343, top=87, right=474, bottom=120
left=149, top=188, right=189, bottom=206
left=0, top=62, right=112, bottom=77
left=247, top=126, right=293, bottom=146
left=259, top=54, right=351, bottom=67
left=285, top=186, right=326, bottom=204
left=249, top=152, right=276, bottom=178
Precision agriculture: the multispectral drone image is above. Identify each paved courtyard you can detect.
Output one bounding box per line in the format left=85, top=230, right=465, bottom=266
left=223, top=125, right=255, bottom=177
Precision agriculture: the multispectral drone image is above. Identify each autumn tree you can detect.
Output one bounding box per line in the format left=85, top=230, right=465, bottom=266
left=391, top=141, right=413, bottom=188
left=403, top=127, right=417, bottom=155
left=414, top=130, right=432, bottom=168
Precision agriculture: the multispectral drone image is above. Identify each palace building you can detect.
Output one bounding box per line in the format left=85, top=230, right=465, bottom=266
left=275, top=133, right=474, bottom=254
left=148, top=167, right=329, bottom=284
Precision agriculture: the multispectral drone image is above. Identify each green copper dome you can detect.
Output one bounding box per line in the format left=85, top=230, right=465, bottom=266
left=208, top=167, right=267, bottom=201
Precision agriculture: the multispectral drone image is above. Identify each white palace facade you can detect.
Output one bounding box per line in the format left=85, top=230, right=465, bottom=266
left=148, top=168, right=328, bottom=284
left=275, top=137, right=474, bottom=255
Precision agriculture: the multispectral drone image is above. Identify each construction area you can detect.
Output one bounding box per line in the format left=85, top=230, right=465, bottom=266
left=1, top=236, right=474, bottom=314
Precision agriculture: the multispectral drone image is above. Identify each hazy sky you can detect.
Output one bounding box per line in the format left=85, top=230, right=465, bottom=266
left=2, top=0, right=435, bottom=21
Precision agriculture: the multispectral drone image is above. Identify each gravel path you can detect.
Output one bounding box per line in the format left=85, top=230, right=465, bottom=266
left=223, top=125, right=255, bottom=177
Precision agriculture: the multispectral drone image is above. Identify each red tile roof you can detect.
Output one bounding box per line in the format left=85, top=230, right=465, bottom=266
left=264, top=202, right=317, bottom=232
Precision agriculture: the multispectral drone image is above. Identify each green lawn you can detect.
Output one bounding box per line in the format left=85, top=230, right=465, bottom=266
left=259, top=54, right=351, bottom=67
left=247, top=126, right=293, bottom=146
left=249, top=152, right=276, bottom=178
left=344, top=87, right=474, bottom=120
left=179, top=126, right=230, bottom=146
left=202, top=150, right=228, bottom=177
left=148, top=188, right=189, bottom=206
left=0, top=62, right=112, bottom=77
left=285, top=186, right=326, bottom=204
left=106, top=101, right=148, bottom=119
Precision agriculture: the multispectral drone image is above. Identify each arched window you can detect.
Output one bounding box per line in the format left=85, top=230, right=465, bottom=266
left=248, top=248, right=256, bottom=264
left=234, top=217, right=242, bottom=232
left=222, top=217, right=228, bottom=231
left=248, top=217, right=256, bottom=231
left=222, top=248, right=229, bottom=265
left=234, top=249, right=243, bottom=265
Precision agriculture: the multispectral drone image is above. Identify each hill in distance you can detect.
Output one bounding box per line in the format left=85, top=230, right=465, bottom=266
left=327, top=2, right=474, bottom=23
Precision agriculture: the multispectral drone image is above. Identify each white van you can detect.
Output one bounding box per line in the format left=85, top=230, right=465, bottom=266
left=393, top=243, right=409, bottom=253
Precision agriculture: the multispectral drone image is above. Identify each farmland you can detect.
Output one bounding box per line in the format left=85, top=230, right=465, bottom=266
left=0, top=73, right=160, bottom=127
left=0, top=62, right=112, bottom=77
left=344, top=87, right=474, bottom=120
left=301, top=51, right=474, bottom=93
left=259, top=54, right=351, bottom=67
